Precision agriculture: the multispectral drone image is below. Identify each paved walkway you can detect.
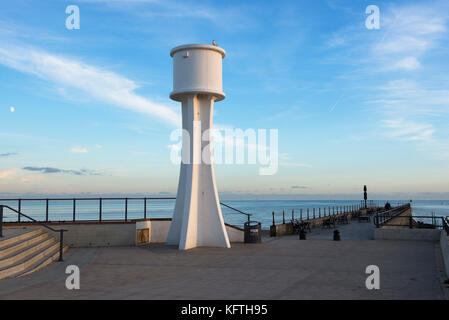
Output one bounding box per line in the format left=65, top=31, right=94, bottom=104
left=0, top=221, right=446, bottom=300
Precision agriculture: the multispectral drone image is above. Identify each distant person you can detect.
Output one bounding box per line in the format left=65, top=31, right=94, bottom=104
left=385, top=202, right=391, bottom=210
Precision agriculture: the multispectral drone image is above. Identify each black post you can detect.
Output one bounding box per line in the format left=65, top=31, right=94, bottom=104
left=144, top=198, right=147, bottom=219
left=125, top=198, right=128, bottom=221
left=292, top=210, right=294, bottom=221
left=307, top=208, right=309, bottom=220
left=18, top=199, right=21, bottom=222
left=99, top=198, right=102, bottom=222
left=300, top=209, right=303, bottom=220
left=282, top=210, right=285, bottom=224
left=0, top=205, right=3, bottom=237
left=272, top=212, right=275, bottom=226
left=45, top=199, right=49, bottom=222
left=58, top=230, right=64, bottom=262
left=409, top=216, right=413, bottom=229
left=72, top=199, right=76, bottom=222
left=364, top=185, right=368, bottom=209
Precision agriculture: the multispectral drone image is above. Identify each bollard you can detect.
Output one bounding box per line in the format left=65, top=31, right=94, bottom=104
left=333, top=230, right=341, bottom=241
left=299, top=229, right=306, bottom=240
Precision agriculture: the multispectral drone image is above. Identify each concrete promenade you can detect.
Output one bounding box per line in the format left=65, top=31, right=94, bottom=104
left=0, top=222, right=446, bottom=300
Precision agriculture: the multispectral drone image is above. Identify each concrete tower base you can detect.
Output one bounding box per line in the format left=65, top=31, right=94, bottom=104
left=166, top=94, right=230, bottom=250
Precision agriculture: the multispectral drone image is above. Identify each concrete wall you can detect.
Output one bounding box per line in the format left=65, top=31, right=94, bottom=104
left=5, top=218, right=244, bottom=247
left=136, top=219, right=244, bottom=243
left=5, top=222, right=137, bottom=247
left=374, top=228, right=441, bottom=241
left=440, top=231, right=449, bottom=278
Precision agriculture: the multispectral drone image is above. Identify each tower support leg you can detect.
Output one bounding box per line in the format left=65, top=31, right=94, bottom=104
left=166, top=94, right=230, bottom=250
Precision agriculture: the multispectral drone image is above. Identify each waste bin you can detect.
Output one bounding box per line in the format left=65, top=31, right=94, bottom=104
left=244, top=221, right=261, bottom=243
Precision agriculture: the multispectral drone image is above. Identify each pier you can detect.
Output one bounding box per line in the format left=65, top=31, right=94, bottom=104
left=0, top=212, right=447, bottom=299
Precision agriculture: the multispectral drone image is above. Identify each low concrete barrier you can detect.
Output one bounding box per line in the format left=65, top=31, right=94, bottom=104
left=440, top=231, right=449, bottom=278
left=135, top=219, right=244, bottom=244
left=5, top=219, right=244, bottom=247
left=374, top=228, right=441, bottom=241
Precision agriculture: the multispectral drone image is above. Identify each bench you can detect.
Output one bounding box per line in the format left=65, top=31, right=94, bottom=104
left=322, top=218, right=336, bottom=229
left=358, top=215, right=370, bottom=223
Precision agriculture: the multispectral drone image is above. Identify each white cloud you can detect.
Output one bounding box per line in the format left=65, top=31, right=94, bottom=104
left=382, top=119, right=435, bottom=142
left=0, top=45, right=181, bottom=126
left=70, top=146, right=89, bottom=153
left=390, top=57, right=420, bottom=71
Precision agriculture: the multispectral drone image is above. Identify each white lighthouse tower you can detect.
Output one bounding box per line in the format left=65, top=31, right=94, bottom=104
left=166, top=43, right=231, bottom=250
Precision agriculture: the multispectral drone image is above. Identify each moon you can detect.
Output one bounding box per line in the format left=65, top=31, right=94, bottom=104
left=10, top=106, right=15, bottom=112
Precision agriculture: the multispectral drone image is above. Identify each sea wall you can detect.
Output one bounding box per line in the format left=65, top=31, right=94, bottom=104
left=440, top=231, right=449, bottom=278
left=4, top=219, right=244, bottom=247
left=374, top=228, right=441, bottom=241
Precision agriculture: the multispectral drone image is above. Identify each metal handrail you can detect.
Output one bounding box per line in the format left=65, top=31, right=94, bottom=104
left=0, top=205, right=67, bottom=261
left=0, top=197, right=253, bottom=227
left=373, top=204, right=411, bottom=227
left=219, top=202, right=252, bottom=222
left=271, top=204, right=364, bottom=226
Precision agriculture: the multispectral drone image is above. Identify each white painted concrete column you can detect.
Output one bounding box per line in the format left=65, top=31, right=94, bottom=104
left=166, top=44, right=230, bottom=250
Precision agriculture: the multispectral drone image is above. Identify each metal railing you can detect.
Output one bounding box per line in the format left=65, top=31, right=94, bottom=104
left=375, top=212, right=448, bottom=233
left=271, top=204, right=365, bottom=226
left=0, top=197, right=252, bottom=226
left=0, top=205, right=67, bottom=261
left=373, top=203, right=411, bottom=227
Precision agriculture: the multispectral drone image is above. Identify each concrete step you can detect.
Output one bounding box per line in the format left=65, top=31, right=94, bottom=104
left=0, top=229, right=43, bottom=249
left=0, top=241, right=61, bottom=280
left=0, top=237, right=56, bottom=269
left=0, top=227, right=69, bottom=280
left=19, top=245, right=69, bottom=278
left=0, top=233, right=50, bottom=259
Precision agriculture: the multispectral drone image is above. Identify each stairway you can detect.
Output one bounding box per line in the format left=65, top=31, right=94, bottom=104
left=0, top=228, right=69, bottom=280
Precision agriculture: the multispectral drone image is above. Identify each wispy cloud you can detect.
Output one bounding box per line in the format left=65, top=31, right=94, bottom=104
left=70, top=146, right=89, bottom=153
left=22, top=167, right=100, bottom=176
left=0, top=45, right=181, bottom=126
left=382, top=119, right=435, bottom=142
left=0, top=152, right=17, bottom=157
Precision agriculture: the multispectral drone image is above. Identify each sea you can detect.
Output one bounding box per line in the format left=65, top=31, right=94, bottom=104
left=1, top=198, right=448, bottom=230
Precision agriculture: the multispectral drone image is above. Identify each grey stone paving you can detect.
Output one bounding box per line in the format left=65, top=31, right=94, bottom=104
left=0, top=221, right=446, bottom=300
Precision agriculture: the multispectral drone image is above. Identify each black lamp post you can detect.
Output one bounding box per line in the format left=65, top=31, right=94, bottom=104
left=364, top=185, right=367, bottom=209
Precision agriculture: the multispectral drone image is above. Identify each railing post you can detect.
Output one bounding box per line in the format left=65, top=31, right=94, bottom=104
left=319, top=208, right=321, bottom=218
left=125, top=198, right=128, bottom=221
left=0, top=205, right=3, bottom=237
left=333, top=207, right=335, bottom=216
left=58, top=230, right=64, bottom=262
left=272, top=212, right=275, bottom=226
left=282, top=210, right=285, bottom=224
left=300, top=209, right=303, bottom=220
left=73, top=199, right=76, bottom=222
left=409, top=216, right=413, bottom=229
left=99, top=198, right=102, bottom=222
left=292, top=210, right=294, bottom=221
left=144, top=198, right=147, bottom=220
left=46, top=198, right=49, bottom=222
left=18, top=199, right=21, bottom=222
left=313, top=208, right=315, bottom=219
left=307, top=208, right=309, bottom=220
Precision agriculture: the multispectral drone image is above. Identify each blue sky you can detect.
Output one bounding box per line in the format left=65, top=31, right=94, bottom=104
left=1, top=0, right=449, bottom=199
